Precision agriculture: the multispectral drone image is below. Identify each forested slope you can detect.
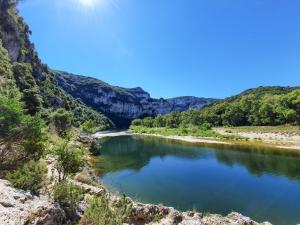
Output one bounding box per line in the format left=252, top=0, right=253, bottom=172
left=132, top=86, right=300, bottom=128
left=0, top=0, right=112, bottom=128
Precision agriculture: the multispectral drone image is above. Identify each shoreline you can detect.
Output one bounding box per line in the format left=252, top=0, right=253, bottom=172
left=82, top=135, right=272, bottom=225
left=93, top=130, right=300, bottom=151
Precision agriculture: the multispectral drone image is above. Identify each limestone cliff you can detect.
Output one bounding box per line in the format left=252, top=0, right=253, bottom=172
left=53, top=70, right=219, bottom=126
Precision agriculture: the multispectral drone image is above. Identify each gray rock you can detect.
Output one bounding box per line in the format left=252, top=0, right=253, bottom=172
left=53, top=70, right=219, bottom=126
left=0, top=179, right=66, bottom=225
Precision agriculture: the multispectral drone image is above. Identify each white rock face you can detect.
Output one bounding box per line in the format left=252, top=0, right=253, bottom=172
left=0, top=179, right=66, bottom=225
left=54, top=71, right=219, bottom=124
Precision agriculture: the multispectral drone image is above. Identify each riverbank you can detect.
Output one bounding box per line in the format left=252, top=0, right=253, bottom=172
left=92, top=130, right=230, bottom=145
left=215, top=126, right=300, bottom=150
left=0, top=145, right=273, bottom=225
left=78, top=135, right=273, bottom=225
left=127, top=126, right=300, bottom=151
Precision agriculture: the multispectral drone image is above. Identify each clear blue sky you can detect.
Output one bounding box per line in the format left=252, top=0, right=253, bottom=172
left=18, top=0, right=300, bottom=99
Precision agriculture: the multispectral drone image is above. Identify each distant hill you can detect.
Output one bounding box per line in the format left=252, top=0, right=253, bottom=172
left=53, top=70, right=219, bottom=127
left=133, top=86, right=300, bottom=128
left=199, top=86, right=300, bottom=126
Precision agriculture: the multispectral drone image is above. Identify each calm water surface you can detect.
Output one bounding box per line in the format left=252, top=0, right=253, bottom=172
left=93, top=136, right=300, bottom=225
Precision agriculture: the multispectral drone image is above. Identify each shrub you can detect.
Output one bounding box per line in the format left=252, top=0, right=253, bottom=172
left=81, top=195, right=132, bottom=225
left=5, top=160, right=47, bottom=194
left=54, top=142, right=84, bottom=181
left=52, top=108, right=73, bottom=136
left=80, top=119, right=97, bottom=134
left=131, top=119, right=142, bottom=126
left=200, top=122, right=213, bottom=130
left=0, top=97, right=46, bottom=169
left=53, top=181, right=84, bottom=213
left=13, top=63, right=42, bottom=115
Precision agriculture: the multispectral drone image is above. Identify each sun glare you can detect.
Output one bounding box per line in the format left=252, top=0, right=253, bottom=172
left=78, top=0, right=99, bottom=7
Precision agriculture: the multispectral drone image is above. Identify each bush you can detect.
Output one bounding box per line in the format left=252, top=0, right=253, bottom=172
left=13, top=63, right=42, bottom=115
left=54, top=142, right=84, bottom=181
left=53, top=181, right=84, bottom=213
left=200, top=122, right=213, bottom=130
left=80, top=119, right=97, bottom=134
left=5, top=160, right=47, bottom=194
left=81, top=195, right=132, bottom=225
left=0, top=97, right=46, bottom=169
left=131, top=119, right=142, bottom=126
left=52, top=108, right=73, bottom=136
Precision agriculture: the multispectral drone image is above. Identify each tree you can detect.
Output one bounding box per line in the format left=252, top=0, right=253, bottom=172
left=131, top=119, right=142, bottom=126
left=13, top=63, right=42, bottom=115
left=0, top=96, right=46, bottom=169
left=153, top=114, right=166, bottom=127
left=142, top=117, right=154, bottom=128
left=52, top=108, right=73, bottom=136
left=0, top=39, right=20, bottom=98
left=54, top=140, right=83, bottom=181
left=22, top=88, right=42, bottom=115
left=165, top=112, right=181, bottom=128
left=222, top=103, right=246, bottom=126
left=81, top=119, right=97, bottom=134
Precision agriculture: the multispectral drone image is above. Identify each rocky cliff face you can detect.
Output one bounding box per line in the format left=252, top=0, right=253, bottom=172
left=0, top=3, right=112, bottom=128
left=53, top=71, right=219, bottom=126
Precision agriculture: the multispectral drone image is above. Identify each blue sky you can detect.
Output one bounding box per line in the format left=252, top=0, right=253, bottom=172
left=18, top=0, right=300, bottom=99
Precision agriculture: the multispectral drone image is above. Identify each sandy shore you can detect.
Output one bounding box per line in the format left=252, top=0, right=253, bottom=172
left=92, top=130, right=130, bottom=138
left=93, top=130, right=230, bottom=145
left=134, top=133, right=231, bottom=145
left=93, top=130, right=300, bottom=151
left=215, top=128, right=300, bottom=150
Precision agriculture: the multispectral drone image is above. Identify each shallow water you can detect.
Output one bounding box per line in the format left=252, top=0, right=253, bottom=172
left=93, top=135, right=300, bottom=225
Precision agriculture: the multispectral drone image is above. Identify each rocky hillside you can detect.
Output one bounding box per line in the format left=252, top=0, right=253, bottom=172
left=53, top=70, right=218, bottom=126
left=0, top=1, right=217, bottom=128
left=0, top=1, right=112, bottom=128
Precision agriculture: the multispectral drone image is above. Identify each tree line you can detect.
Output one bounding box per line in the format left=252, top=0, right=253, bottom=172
left=132, top=87, right=300, bottom=128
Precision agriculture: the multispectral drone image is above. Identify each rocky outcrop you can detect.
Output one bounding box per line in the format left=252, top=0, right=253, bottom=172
left=126, top=201, right=272, bottom=225
left=53, top=70, right=219, bottom=126
left=0, top=179, right=66, bottom=225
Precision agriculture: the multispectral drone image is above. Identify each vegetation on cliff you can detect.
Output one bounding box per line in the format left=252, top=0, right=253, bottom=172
left=131, top=87, right=300, bottom=133
left=0, top=3, right=112, bottom=129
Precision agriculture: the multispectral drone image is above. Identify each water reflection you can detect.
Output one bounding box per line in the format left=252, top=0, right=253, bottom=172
left=93, top=136, right=300, bottom=182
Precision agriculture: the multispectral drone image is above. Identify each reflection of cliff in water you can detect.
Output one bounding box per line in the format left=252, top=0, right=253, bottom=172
left=93, top=136, right=300, bottom=182
left=93, top=136, right=213, bottom=174
left=215, top=148, right=300, bottom=181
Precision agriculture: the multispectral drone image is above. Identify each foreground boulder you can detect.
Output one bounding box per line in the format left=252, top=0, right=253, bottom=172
left=0, top=179, right=66, bottom=225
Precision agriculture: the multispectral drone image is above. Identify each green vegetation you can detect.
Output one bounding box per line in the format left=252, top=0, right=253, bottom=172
left=81, top=195, right=132, bottom=225
left=80, top=119, right=100, bottom=134
left=0, top=5, right=112, bottom=130
left=54, top=139, right=84, bottom=181
left=0, top=96, right=46, bottom=169
left=131, top=87, right=300, bottom=137
left=52, top=181, right=84, bottom=213
left=217, top=125, right=300, bottom=135
left=130, top=125, right=218, bottom=138
left=6, top=160, right=47, bottom=194
left=13, top=63, right=42, bottom=115
left=51, top=108, right=73, bottom=136
left=0, top=39, right=20, bottom=98
left=196, top=87, right=300, bottom=126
